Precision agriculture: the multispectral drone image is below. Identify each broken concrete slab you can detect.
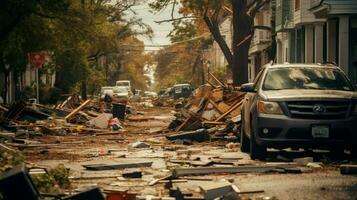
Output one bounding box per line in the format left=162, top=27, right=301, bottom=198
left=172, top=165, right=290, bottom=178
left=122, top=170, right=143, bottom=178
left=307, top=162, right=323, bottom=168
left=88, top=113, right=112, bottom=129
left=83, top=161, right=153, bottom=171
left=199, top=181, right=233, bottom=200
left=128, top=141, right=150, bottom=149
left=167, top=129, right=210, bottom=142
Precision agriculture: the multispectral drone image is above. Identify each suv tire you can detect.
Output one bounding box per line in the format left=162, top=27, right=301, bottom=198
left=240, top=121, right=250, bottom=153
left=250, top=129, right=267, bottom=160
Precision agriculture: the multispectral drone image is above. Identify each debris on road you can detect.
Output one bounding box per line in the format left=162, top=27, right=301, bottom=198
left=83, top=161, right=153, bottom=170
left=199, top=181, right=233, bottom=200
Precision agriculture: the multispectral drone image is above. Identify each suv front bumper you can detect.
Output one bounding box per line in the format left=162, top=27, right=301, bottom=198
left=253, top=113, right=357, bottom=149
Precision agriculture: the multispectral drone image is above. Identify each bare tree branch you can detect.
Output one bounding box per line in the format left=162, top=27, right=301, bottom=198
left=171, top=0, right=177, bottom=19
left=155, top=16, right=197, bottom=24
left=249, top=0, right=271, bottom=17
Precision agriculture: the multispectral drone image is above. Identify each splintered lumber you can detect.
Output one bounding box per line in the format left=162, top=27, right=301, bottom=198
left=83, top=161, right=153, bottom=171
left=0, top=143, right=16, bottom=152
left=202, top=121, right=225, bottom=125
left=206, top=80, right=218, bottom=89
left=214, top=101, right=243, bottom=122
left=209, top=71, right=226, bottom=88
left=65, top=99, right=91, bottom=120
left=172, top=165, right=288, bottom=178
left=208, top=100, right=223, bottom=114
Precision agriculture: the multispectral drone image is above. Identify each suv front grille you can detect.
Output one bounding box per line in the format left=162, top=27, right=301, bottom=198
left=286, top=101, right=350, bottom=119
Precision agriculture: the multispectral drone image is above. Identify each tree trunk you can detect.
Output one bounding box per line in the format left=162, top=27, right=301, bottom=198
left=232, top=0, right=253, bottom=86
left=203, top=15, right=233, bottom=68
left=81, top=81, right=87, bottom=100
left=2, top=73, right=9, bottom=103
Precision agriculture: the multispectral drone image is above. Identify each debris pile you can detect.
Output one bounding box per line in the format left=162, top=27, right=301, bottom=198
left=171, top=83, right=245, bottom=131
left=0, top=94, right=132, bottom=141
left=163, top=78, right=245, bottom=144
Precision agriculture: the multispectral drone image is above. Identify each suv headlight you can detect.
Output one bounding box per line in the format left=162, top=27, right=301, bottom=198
left=258, top=100, right=283, bottom=115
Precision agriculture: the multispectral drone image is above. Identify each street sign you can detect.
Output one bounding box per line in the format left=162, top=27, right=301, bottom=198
left=28, top=51, right=46, bottom=69
left=28, top=51, right=47, bottom=104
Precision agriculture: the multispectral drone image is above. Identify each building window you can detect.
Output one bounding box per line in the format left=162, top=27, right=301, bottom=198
left=295, top=0, right=300, bottom=11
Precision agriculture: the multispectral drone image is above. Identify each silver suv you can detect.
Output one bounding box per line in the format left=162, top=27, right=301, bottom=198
left=240, top=63, right=357, bottom=160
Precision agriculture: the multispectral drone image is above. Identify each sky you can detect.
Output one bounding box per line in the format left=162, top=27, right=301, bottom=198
left=130, top=2, right=181, bottom=52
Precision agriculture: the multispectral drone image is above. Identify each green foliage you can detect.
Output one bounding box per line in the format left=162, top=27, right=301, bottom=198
left=32, top=164, right=71, bottom=193
left=168, top=20, right=197, bottom=43
left=0, top=151, right=25, bottom=173
left=1, top=0, right=152, bottom=99
left=48, top=164, right=71, bottom=189
left=32, top=173, right=57, bottom=193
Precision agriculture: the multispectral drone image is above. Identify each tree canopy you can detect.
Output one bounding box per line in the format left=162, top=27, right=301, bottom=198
left=0, top=0, right=153, bottom=102
left=150, top=0, right=271, bottom=86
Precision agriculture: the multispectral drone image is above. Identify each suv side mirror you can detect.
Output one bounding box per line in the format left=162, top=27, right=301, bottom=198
left=240, top=83, right=256, bottom=92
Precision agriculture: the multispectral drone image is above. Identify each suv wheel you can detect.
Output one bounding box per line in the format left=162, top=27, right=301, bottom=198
left=250, top=130, right=267, bottom=160
left=240, top=121, right=250, bottom=153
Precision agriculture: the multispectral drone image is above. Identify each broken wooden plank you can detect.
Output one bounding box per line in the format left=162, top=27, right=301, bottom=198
left=202, top=121, right=226, bottom=125
left=214, top=101, right=243, bottom=122
left=172, top=165, right=291, bottom=178
left=208, top=100, right=223, bottom=114
left=209, top=71, right=226, bottom=88
left=83, top=161, right=153, bottom=171
left=0, top=143, right=16, bottom=152
left=148, top=174, right=172, bottom=186
left=65, top=99, right=91, bottom=120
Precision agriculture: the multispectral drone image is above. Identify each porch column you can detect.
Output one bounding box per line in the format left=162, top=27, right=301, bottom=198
left=314, top=23, right=324, bottom=63
left=339, top=16, right=349, bottom=74
left=305, top=25, right=314, bottom=63
left=327, top=19, right=337, bottom=63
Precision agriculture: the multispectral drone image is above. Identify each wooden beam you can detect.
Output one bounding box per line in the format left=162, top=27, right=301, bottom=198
left=214, top=101, right=243, bottom=122
left=208, top=99, right=223, bottom=114
left=208, top=72, right=226, bottom=88
left=65, top=99, right=91, bottom=120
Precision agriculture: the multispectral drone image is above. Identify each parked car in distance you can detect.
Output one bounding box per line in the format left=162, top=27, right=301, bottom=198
left=113, top=86, right=130, bottom=98
left=240, top=63, right=357, bottom=160
left=144, top=91, right=158, bottom=98
left=172, top=84, right=193, bottom=99
left=116, top=80, right=131, bottom=92
left=100, top=86, right=114, bottom=99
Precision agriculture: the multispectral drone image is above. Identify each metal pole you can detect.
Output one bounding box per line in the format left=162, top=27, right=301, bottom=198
left=36, top=68, right=39, bottom=104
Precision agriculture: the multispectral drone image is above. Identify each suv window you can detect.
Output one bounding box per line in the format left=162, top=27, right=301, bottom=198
left=263, top=67, right=353, bottom=91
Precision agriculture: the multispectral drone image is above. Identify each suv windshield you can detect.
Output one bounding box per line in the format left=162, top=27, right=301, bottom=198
left=263, top=67, right=353, bottom=91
